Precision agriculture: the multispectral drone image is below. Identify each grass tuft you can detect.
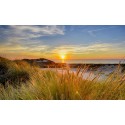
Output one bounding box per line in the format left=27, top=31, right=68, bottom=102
left=0, top=57, right=125, bottom=100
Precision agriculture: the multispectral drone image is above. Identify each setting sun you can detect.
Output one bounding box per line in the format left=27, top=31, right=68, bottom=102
left=60, top=54, right=66, bottom=63
left=61, top=55, right=65, bottom=59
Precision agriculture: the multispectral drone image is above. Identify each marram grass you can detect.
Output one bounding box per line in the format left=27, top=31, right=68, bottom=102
left=0, top=59, right=125, bottom=100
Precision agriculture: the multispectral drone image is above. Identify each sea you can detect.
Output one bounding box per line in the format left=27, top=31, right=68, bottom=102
left=54, top=59, right=125, bottom=64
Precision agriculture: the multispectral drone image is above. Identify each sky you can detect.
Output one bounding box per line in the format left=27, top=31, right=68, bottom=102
left=0, top=25, right=125, bottom=61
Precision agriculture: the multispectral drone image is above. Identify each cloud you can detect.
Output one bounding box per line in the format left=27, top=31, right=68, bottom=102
left=10, top=25, right=65, bottom=38
left=0, top=25, right=65, bottom=44
left=1, top=40, right=125, bottom=59
left=0, top=25, right=65, bottom=54
left=50, top=41, right=125, bottom=57
left=51, top=43, right=112, bottom=55
left=88, top=26, right=115, bottom=37
left=0, top=40, right=48, bottom=53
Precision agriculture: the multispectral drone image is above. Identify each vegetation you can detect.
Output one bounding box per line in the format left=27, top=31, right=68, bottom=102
left=0, top=57, right=125, bottom=100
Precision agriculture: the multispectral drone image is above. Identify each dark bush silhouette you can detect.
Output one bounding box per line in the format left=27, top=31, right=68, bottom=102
left=6, top=70, right=30, bottom=85
left=0, top=57, right=30, bottom=86
left=0, top=63, right=8, bottom=75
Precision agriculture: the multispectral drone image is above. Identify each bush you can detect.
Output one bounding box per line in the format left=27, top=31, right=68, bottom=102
left=0, top=57, right=30, bottom=86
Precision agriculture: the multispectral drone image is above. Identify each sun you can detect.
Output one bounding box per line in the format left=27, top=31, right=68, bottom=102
left=61, top=55, right=65, bottom=59
left=60, top=54, right=66, bottom=63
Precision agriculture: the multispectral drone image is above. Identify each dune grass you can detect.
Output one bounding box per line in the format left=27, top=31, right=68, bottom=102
left=0, top=57, right=125, bottom=100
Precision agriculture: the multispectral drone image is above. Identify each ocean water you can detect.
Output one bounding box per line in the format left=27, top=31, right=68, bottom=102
left=54, top=59, right=125, bottom=64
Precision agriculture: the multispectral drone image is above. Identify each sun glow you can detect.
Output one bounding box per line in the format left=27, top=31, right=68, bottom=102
left=60, top=54, right=66, bottom=63
left=61, top=55, right=65, bottom=59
